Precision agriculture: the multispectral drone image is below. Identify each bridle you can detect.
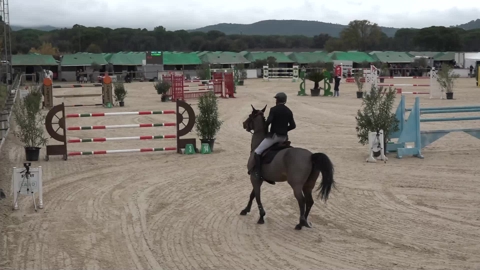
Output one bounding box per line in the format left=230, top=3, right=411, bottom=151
left=243, top=110, right=264, bottom=134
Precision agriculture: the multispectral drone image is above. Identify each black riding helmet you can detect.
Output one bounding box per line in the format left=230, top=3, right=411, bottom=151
left=274, top=92, right=287, bottom=103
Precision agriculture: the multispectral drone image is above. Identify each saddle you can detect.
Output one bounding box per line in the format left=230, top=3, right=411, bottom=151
left=260, top=141, right=292, bottom=164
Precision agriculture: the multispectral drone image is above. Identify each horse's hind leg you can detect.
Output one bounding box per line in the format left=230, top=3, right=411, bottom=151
left=292, top=185, right=308, bottom=230
left=303, top=171, right=319, bottom=228
left=240, top=189, right=255, bottom=215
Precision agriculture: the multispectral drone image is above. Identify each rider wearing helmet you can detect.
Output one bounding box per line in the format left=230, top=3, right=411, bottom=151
left=253, top=92, right=296, bottom=184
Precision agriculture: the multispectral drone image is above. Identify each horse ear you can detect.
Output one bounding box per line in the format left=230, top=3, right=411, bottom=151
left=251, top=104, right=256, bottom=111
left=262, top=105, right=267, bottom=112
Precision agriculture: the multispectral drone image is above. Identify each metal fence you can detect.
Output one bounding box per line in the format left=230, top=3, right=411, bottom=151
left=0, top=73, right=21, bottom=152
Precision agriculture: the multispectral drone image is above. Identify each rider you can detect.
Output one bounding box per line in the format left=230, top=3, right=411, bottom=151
left=253, top=92, right=296, bottom=185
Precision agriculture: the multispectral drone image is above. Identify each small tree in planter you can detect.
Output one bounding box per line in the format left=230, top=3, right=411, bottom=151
left=354, top=70, right=365, bottom=98
left=114, top=82, right=127, bottom=107
left=196, top=63, right=211, bottom=80
left=379, top=63, right=389, bottom=83
left=12, top=89, right=48, bottom=161
left=355, top=86, right=399, bottom=156
left=195, top=91, right=223, bottom=151
left=154, top=80, right=171, bottom=102
left=235, top=64, right=247, bottom=86
left=306, top=70, right=325, bottom=96
left=437, top=63, right=459, bottom=100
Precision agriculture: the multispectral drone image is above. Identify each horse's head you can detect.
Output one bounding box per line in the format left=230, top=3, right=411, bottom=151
left=243, top=105, right=267, bottom=133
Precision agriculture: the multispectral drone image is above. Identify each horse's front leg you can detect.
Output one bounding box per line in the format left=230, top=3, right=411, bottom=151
left=240, top=189, right=255, bottom=215
left=251, top=176, right=265, bottom=224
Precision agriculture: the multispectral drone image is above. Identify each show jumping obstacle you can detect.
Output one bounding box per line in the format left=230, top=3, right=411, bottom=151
left=367, top=65, right=441, bottom=98
left=263, top=66, right=299, bottom=82
left=162, top=72, right=235, bottom=101
left=297, top=67, right=333, bottom=96
left=44, top=99, right=197, bottom=160
left=42, top=76, right=113, bottom=109
left=387, top=95, right=480, bottom=158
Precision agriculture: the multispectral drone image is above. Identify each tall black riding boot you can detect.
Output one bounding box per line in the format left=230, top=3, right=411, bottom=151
left=254, top=153, right=275, bottom=185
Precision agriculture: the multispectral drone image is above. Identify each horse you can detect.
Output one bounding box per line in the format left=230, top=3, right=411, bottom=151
left=241, top=105, right=335, bottom=230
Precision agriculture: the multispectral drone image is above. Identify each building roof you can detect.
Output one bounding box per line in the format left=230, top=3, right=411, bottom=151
left=244, top=52, right=294, bottom=63
left=106, top=52, right=145, bottom=65
left=407, top=51, right=442, bottom=58
left=61, top=53, right=108, bottom=66
left=329, top=51, right=375, bottom=63
left=288, top=52, right=332, bottom=64
left=370, top=51, right=414, bottom=63
left=199, top=52, right=250, bottom=64
left=164, top=52, right=202, bottom=65
left=434, top=52, right=455, bottom=61
left=12, top=53, right=57, bottom=66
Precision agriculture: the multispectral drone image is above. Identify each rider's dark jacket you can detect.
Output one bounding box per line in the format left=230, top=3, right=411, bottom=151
left=265, top=103, right=296, bottom=137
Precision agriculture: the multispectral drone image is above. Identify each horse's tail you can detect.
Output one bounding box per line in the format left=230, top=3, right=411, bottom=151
left=311, top=153, right=335, bottom=202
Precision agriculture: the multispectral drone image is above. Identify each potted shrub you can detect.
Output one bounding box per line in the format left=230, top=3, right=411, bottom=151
left=235, top=65, right=247, bottom=86
left=437, top=63, right=459, bottom=100
left=354, top=70, right=365, bottom=98
left=306, top=71, right=324, bottom=96
left=195, top=91, right=222, bottom=151
left=114, top=82, right=127, bottom=106
left=355, top=86, right=399, bottom=156
left=154, top=80, right=171, bottom=102
left=12, top=89, right=48, bottom=161
left=380, top=63, right=389, bottom=83
left=196, top=63, right=211, bottom=81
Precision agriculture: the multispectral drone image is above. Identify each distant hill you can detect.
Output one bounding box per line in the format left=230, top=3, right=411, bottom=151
left=455, top=19, right=480, bottom=30
left=190, top=20, right=400, bottom=37
left=11, top=25, right=58, bottom=31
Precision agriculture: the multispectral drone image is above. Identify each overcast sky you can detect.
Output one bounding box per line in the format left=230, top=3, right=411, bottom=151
left=10, top=0, right=480, bottom=30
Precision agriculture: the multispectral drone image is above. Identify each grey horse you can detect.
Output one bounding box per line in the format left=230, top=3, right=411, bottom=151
left=241, top=105, right=335, bottom=230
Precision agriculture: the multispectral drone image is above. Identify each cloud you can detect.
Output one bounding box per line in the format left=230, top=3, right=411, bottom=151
left=9, top=0, right=480, bottom=30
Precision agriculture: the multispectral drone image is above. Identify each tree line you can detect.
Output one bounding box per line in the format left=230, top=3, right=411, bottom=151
left=7, top=20, right=480, bottom=55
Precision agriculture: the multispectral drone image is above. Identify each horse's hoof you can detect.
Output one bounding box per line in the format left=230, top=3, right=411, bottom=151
left=240, top=209, right=249, bottom=216
left=304, top=221, right=313, bottom=228
left=257, top=218, right=265, bottom=224
left=295, top=224, right=302, bottom=230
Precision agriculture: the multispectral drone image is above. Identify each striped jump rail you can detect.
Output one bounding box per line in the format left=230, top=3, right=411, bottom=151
left=396, top=89, right=429, bottom=95
left=68, top=134, right=176, bottom=143
left=54, top=94, right=103, bottom=98
left=65, top=104, right=104, bottom=107
left=44, top=100, right=198, bottom=160
left=379, top=76, right=430, bottom=79
left=53, top=84, right=103, bottom=88
left=378, top=84, right=430, bottom=87
left=66, top=110, right=175, bottom=118
left=67, top=123, right=176, bottom=130
left=183, top=84, right=210, bottom=87
left=184, top=80, right=212, bottom=83
left=69, top=147, right=177, bottom=156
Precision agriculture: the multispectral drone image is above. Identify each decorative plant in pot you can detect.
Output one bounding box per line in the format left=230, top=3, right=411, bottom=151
left=195, top=91, right=223, bottom=151
left=437, top=63, right=459, bottom=100
left=154, top=80, right=171, bottom=102
left=306, top=70, right=325, bottom=96
left=355, top=86, right=399, bottom=157
left=114, top=82, right=127, bottom=107
left=235, top=64, right=247, bottom=86
left=12, top=89, right=48, bottom=161
left=380, top=63, right=389, bottom=83
left=196, top=63, right=211, bottom=81
left=354, top=70, right=365, bottom=98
